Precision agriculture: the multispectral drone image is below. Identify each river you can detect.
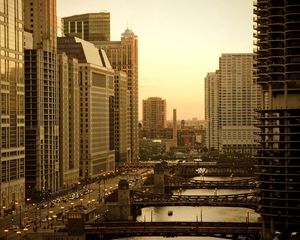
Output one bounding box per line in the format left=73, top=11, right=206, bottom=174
left=118, top=176, right=260, bottom=240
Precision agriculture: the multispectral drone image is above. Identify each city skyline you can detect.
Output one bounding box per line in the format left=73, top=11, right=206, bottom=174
left=57, top=0, right=254, bottom=120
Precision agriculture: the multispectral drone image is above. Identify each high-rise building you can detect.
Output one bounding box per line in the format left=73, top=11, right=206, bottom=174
left=0, top=0, right=25, bottom=212
left=254, top=0, right=300, bottom=238
left=57, top=37, right=115, bottom=179
left=205, top=72, right=220, bottom=150
left=94, top=29, right=139, bottom=162
left=205, top=54, right=260, bottom=154
left=114, top=71, right=130, bottom=165
left=62, top=12, right=110, bottom=41
left=58, top=53, right=80, bottom=187
left=24, top=0, right=60, bottom=194
left=142, top=97, right=167, bottom=138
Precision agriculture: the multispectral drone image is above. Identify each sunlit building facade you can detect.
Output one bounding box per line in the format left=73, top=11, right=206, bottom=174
left=24, top=0, right=60, bottom=194
left=254, top=0, right=300, bottom=238
left=205, top=72, right=220, bottom=150
left=142, top=97, right=167, bottom=137
left=58, top=37, right=115, bottom=179
left=0, top=0, right=25, bottom=212
left=205, top=54, right=260, bottom=154
left=114, top=71, right=130, bottom=165
left=58, top=53, right=80, bottom=187
left=94, top=29, right=139, bottom=162
left=62, top=12, right=110, bottom=41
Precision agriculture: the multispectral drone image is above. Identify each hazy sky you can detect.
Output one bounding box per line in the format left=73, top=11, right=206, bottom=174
left=58, top=0, right=253, bottom=120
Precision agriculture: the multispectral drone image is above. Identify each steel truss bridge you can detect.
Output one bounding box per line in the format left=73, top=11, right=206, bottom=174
left=130, top=191, right=258, bottom=210
left=165, top=177, right=257, bottom=189
left=84, top=221, right=262, bottom=239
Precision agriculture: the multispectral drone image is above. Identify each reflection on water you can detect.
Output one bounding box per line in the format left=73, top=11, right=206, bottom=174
left=118, top=176, right=260, bottom=240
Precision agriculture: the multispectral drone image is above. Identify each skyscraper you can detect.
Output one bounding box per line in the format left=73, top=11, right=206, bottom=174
left=254, top=0, right=300, bottom=238
left=205, top=54, right=260, bottom=154
left=95, top=29, right=139, bottom=162
left=58, top=53, right=80, bottom=187
left=57, top=37, right=115, bottom=179
left=24, top=0, right=60, bottom=194
left=142, top=97, right=167, bottom=138
left=205, top=72, right=220, bottom=150
left=62, top=12, right=110, bottom=41
left=114, top=71, right=130, bottom=165
left=0, top=0, right=25, bottom=212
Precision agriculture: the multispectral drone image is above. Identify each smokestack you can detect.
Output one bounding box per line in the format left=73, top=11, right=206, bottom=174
left=173, top=109, right=177, bottom=146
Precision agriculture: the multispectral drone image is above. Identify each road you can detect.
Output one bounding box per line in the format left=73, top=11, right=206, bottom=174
left=0, top=170, right=148, bottom=240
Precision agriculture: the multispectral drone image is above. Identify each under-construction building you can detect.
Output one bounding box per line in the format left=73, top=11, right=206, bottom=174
left=254, top=0, right=300, bottom=238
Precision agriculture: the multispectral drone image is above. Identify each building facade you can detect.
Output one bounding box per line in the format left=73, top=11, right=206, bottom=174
left=94, top=29, right=139, bottom=162
left=57, top=37, right=115, bottom=179
left=254, top=0, right=300, bottom=238
left=218, top=54, right=260, bottom=154
left=0, top=0, right=25, bottom=212
left=24, top=0, right=60, bottom=194
left=114, top=71, right=130, bottom=165
left=142, top=97, right=167, bottom=136
left=62, top=12, right=110, bottom=41
left=205, top=54, right=260, bottom=154
left=58, top=53, right=80, bottom=187
left=205, top=72, right=220, bottom=150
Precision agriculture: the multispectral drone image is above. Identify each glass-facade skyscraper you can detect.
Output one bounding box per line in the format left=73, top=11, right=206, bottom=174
left=0, top=0, right=25, bottom=212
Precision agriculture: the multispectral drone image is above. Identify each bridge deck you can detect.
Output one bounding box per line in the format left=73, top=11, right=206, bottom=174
left=85, top=221, right=262, bottom=239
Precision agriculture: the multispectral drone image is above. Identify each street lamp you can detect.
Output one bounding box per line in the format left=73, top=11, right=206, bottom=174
left=4, top=229, right=8, bottom=240
left=80, top=198, right=83, bottom=206
left=60, top=206, right=65, bottom=223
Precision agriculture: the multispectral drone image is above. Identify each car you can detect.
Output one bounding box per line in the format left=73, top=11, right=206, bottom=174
left=9, top=225, right=19, bottom=231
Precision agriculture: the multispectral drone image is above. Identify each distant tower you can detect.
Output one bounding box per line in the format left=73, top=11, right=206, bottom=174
left=94, top=28, right=139, bottom=162
left=173, top=109, right=178, bottom=146
left=142, top=97, right=167, bottom=138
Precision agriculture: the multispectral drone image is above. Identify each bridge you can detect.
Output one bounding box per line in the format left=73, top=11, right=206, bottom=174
left=130, top=191, right=258, bottom=210
left=143, top=174, right=257, bottom=190
left=84, top=221, right=262, bottom=239
left=166, top=178, right=257, bottom=189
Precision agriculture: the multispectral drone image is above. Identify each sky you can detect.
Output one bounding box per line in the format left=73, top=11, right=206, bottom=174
left=58, top=0, right=253, bottom=120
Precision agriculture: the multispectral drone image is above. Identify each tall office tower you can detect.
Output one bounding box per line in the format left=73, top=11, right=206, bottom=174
left=114, top=71, right=130, bottom=165
left=62, top=12, right=110, bottom=41
left=142, top=97, right=167, bottom=138
left=254, top=0, right=300, bottom=238
left=0, top=0, right=25, bottom=212
left=24, top=0, right=60, bottom=194
left=58, top=53, right=80, bottom=187
left=205, top=72, right=220, bottom=150
left=173, top=109, right=178, bottom=146
left=205, top=54, right=260, bottom=154
left=57, top=37, right=115, bottom=179
left=218, top=54, right=260, bottom=154
left=95, top=28, right=139, bottom=162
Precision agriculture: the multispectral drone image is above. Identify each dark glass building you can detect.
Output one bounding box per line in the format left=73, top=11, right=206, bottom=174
left=254, top=0, right=300, bottom=238
left=62, top=12, right=110, bottom=42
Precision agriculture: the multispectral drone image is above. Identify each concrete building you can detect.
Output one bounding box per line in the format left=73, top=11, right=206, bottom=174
left=24, top=0, right=60, bottom=194
left=142, top=97, right=167, bottom=137
left=254, top=0, right=300, bottom=238
left=94, top=28, right=139, bottom=162
left=205, top=54, right=260, bottom=154
left=62, top=12, right=110, bottom=41
left=205, top=72, right=220, bottom=150
left=0, top=0, right=25, bottom=212
left=114, top=71, right=130, bottom=165
left=57, top=37, right=115, bottom=179
left=57, top=53, right=80, bottom=187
